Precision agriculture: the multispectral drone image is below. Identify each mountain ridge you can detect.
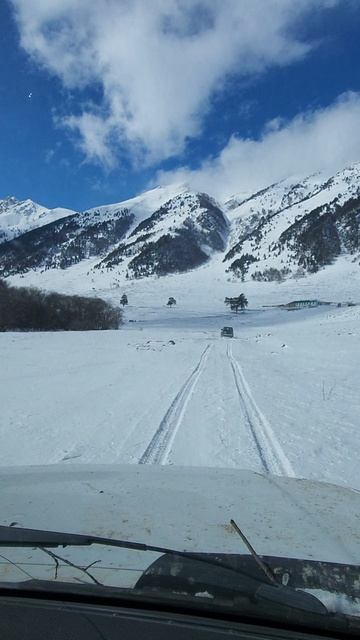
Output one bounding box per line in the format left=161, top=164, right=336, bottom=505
left=1, top=162, right=359, bottom=291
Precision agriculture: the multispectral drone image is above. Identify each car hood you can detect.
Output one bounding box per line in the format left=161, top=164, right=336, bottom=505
left=1, top=464, right=359, bottom=565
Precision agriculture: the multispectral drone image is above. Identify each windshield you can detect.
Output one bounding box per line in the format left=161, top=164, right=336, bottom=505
left=1, top=0, right=360, bottom=634
left=1, top=522, right=360, bottom=629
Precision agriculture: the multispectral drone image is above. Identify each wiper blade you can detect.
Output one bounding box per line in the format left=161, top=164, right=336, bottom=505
left=0, top=524, right=271, bottom=581
left=0, top=524, right=327, bottom=615
left=0, top=524, right=158, bottom=552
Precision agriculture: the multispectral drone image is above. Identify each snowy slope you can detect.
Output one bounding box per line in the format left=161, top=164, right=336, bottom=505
left=0, top=185, right=189, bottom=276
left=0, top=188, right=227, bottom=281
left=225, top=172, right=333, bottom=249
left=225, top=164, right=360, bottom=279
left=0, top=196, right=75, bottom=244
left=95, top=191, right=227, bottom=279
left=1, top=162, right=360, bottom=294
left=84, top=183, right=188, bottom=231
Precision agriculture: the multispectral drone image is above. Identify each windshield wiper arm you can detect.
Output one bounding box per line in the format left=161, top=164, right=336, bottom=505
left=0, top=524, right=161, bottom=552
left=230, top=519, right=278, bottom=586
left=228, top=518, right=330, bottom=615
left=0, top=524, right=327, bottom=615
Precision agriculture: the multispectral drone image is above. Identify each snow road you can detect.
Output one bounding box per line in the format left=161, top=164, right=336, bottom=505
left=0, top=303, right=359, bottom=491
left=139, top=343, right=212, bottom=465
left=226, top=344, right=294, bottom=477
left=137, top=340, right=295, bottom=476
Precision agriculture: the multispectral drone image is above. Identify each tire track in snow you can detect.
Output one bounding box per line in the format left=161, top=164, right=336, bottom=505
left=227, top=344, right=295, bottom=477
left=139, top=344, right=212, bottom=465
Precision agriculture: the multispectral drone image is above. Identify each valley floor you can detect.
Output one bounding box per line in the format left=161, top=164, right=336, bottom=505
left=1, top=302, right=359, bottom=491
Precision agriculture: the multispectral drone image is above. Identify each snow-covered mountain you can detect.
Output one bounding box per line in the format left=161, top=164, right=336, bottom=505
left=95, top=192, right=227, bottom=279
left=0, top=163, right=359, bottom=289
left=224, top=164, right=360, bottom=281
left=0, top=186, right=227, bottom=280
left=0, top=196, right=75, bottom=244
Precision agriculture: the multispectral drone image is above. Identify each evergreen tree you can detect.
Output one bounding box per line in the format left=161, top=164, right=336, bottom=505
left=238, top=293, right=248, bottom=311
left=225, top=294, right=248, bottom=313
left=120, top=293, right=128, bottom=306
left=167, top=296, right=176, bottom=307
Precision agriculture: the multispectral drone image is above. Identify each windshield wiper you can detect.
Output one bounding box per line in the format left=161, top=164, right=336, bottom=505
left=0, top=523, right=327, bottom=615
left=228, top=518, right=331, bottom=614
left=230, top=519, right=278, bottom=585
left=0, top=524, right=175, bottom=552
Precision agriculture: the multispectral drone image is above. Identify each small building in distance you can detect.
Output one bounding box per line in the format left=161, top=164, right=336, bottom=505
left=280, top=299, right=329, bottom=310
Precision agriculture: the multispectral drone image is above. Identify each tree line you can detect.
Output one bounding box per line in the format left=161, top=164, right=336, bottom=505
left=0, top=279, right=122, bottom=331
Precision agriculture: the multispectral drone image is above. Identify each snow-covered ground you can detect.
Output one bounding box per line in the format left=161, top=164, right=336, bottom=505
left=1, top=286, right=359, bottom=492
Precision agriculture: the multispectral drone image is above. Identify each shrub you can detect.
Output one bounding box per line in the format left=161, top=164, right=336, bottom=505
left=0, top=279, right=122, bottom=331
left=251, top=267, right=290, bottom=282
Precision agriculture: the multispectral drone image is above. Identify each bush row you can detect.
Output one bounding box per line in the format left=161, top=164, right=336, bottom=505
left=0, top=279, right=122, bottom=331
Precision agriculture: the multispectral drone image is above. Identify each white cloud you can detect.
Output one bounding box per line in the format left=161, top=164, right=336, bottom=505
left=156, top=92, right=360, bottom=200
left=11, top=0, right=335, bottom=166
left=61, top=113, right=115, bottom=168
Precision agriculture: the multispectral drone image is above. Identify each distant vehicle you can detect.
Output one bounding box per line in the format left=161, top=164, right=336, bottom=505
left=221, top=326, right=234, bottom=338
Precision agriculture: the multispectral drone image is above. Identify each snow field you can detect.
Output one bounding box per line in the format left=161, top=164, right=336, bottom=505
left=1, top=300, right=359, bottom=491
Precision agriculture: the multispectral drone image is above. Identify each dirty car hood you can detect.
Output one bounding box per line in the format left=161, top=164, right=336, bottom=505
left=0, top=465, right=359, bottom=587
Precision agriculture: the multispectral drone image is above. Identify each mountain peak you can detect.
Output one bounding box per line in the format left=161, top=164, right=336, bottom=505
left=0, top=162, right=359, bottom=289
left=0, top=196, right=76, bottom=243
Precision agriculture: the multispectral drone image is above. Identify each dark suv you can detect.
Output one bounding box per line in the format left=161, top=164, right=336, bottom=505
left=221, top=326, right=234, bottom=338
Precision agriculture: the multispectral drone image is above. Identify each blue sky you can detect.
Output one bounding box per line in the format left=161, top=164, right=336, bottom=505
left=1, top=0, right=360, bottom=211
